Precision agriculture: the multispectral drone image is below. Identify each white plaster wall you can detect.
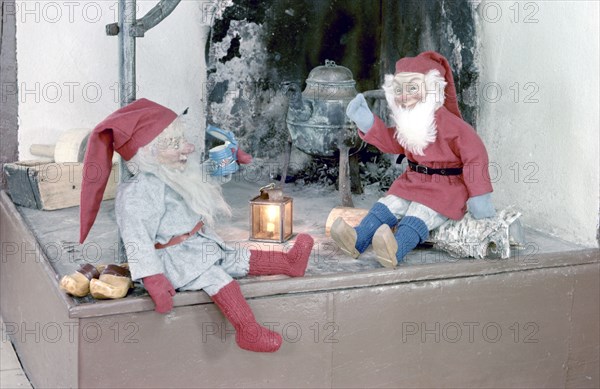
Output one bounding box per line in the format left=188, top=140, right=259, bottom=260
left=476, top=0, right=599, bottom=246
left=15, top=0, right=211, bottom=160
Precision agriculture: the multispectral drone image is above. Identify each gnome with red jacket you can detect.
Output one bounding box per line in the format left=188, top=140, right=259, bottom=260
left=78, top=99, right=314, bottom=353
left=331, top=51, right=495, bottom=267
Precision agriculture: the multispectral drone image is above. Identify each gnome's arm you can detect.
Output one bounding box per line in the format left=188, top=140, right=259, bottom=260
left=115, top=178, right=167, bottom=281
left=454, top=125, right=495, bottom=219
left=358, top=116, right=405, bottom=155
left=455, top=126, right=493, bottom=198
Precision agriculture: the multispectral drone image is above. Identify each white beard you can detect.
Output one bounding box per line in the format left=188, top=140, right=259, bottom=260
left=151, top=162, right=232, bottom=227
left=130, top=138, right=231, bottom=228
left=382, top=71, right=446, bottom=156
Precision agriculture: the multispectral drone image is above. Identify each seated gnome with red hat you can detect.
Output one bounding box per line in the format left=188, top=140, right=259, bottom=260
left=79, top=98, right=314, bottom=353
left=331, top=51, right=495, bottom=267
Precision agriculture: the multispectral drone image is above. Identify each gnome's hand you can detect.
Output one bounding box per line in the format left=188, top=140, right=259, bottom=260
left=143, top=273, right=176, bottom=314
left=467, top=193, right=496, bottom=219
left=346, top=94, right=375, bottom=133
left=235, top=148, right=253, bottom=165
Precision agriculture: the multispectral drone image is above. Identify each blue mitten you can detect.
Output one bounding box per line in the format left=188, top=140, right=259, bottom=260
left=346, top=94, right=374, bottom=133
left=467, top=193, right=496, bottom=219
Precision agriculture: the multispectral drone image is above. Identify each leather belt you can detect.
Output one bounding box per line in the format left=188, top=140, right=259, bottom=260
left=407, top=159, right=463, bottom=176
left=154, top=221, right=205, bottom=250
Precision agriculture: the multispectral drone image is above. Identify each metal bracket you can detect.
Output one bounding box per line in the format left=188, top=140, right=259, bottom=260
left=105, top=0, right=182, bottom=37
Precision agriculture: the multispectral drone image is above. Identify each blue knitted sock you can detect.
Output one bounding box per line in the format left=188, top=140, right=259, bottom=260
left=354, top=202, right=397, bottom=253
left=394, top=216, right=429, bottom=263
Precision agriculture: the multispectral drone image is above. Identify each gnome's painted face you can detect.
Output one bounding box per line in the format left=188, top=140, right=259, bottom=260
left=391, top=72, right=427, bottom=109
left=155, top=135, right=195, bottom=171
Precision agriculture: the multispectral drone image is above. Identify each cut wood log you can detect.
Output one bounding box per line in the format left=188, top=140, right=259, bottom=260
left=325, top=206, right=368, bottom=236
left=29, top=128, right=91, bottom=163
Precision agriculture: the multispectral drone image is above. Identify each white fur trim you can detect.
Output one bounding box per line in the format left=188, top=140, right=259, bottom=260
left=424, top=70, right=446, bottom=109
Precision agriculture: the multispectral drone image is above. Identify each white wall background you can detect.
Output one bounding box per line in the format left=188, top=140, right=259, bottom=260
left=476, top=0, right=599, bottom=246
left=16, top=0, right=212, bottom=160
left=14, top=0, right=599, bottom=246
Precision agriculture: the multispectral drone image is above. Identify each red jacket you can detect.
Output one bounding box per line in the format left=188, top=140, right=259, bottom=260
left=360, top=106, right=493, bottom=220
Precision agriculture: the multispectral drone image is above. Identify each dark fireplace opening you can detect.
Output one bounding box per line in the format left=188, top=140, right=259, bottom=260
left=206, top=0, right=478, bottom=192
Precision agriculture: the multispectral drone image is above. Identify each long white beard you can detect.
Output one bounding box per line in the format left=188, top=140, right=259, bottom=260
left=382, top=71, right=446, bottom=156
left=130, top=150, right=232, bottom=227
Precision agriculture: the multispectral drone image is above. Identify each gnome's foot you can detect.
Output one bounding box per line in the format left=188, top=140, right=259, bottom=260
left=330, top=217, right=360, bottom=258
left=212, top=281, right=282, bottom=352
left=249, top=234, right=314, bottom=277
left=372, top=225, right=399, bottom=268
left=284, top=233, right=314, bottom=277
left=373, top=217, right=429, bottom=267
left=236, top=323, right=282, bottom=353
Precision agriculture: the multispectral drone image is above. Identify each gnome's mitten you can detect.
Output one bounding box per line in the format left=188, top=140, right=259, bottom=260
left=211, top=281, right=282, bottom=352
left=249, top=234, right=314, bottom=277
left=346, top=93, right=375, bottom=132
left=373, top=216, right=429, bottom=268
left=331, top=202, right=397, bottom=258
left=467, top=193, right=496, bottom=219
left=236, top=148, right=253, bottom=164
left=143, top=273, right=176, bottom=314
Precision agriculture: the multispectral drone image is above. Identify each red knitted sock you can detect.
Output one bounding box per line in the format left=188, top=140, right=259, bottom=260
left=248, top=233, right=314, bottom=277
left=211, top=281, right=282, bottom=352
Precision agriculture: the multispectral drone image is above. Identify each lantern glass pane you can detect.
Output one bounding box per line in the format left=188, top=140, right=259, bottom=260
left=251, top=202, right=281, bottom=241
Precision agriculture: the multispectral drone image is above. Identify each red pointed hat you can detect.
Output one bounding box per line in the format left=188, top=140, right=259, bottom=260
left=79, top=98, right=177, bottom=243
left=395, top=51, right=462, bottom=119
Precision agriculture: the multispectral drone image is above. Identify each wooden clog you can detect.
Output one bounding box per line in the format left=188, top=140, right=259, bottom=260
left=59, top=264, right=106, bottom=297
left=89, top=264, right=133, bottom=299
left=372, top=225, right=399, bottom=268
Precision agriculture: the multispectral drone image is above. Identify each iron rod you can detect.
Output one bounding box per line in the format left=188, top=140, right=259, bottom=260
left=119, top=0, right=136, bottom=106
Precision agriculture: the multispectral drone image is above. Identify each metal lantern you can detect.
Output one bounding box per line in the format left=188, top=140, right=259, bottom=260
left=249, top=184, right=293, bottom=243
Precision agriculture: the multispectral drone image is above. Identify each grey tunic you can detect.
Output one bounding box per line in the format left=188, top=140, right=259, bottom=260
left=115, top=172, right=250, bottom=293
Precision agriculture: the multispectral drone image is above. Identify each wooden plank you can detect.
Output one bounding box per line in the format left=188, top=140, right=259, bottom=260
left=565, top=263, right=600, bottom=387
left=68, top=248, right=599, bottom=318
left=1, top=190, right=599, bottom=388
left=78, top=293, right=333, bottom=388
left=0, top=191, right=79, bottom=388
left=331, top=264, right=598, bottom=388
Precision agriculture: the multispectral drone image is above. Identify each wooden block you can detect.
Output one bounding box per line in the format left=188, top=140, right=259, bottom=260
left=325, top=206, right=369, bottom=236
left=3, top=161, right=119, bottom=210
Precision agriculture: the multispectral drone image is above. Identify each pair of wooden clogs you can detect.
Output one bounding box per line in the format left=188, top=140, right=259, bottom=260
left=59, top=263, right=133, bottom=299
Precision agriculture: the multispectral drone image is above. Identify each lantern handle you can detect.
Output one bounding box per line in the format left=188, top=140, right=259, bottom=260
left=259, top=183, right=276, bottom=192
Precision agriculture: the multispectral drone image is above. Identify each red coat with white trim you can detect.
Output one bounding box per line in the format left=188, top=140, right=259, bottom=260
left=360, top=106, right=493, bottom=220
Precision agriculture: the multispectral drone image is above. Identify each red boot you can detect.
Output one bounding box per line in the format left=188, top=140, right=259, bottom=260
left=211, top=281, right=282, bottom=352
left=249, top=233, right=314, bottom=277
